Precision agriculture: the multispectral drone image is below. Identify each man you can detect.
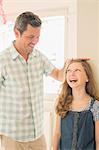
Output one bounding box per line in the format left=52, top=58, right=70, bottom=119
left=0, top=11, right=64, bottom=150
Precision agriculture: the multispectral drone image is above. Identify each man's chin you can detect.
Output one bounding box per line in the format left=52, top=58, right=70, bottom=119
left=29, top=47, right=34, bottom=53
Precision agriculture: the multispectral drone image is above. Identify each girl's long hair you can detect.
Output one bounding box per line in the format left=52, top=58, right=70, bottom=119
left=55, top=59, right=99, bottom=118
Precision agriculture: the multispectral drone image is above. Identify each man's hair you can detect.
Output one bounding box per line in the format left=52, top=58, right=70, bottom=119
left=14, top=11, right=42, bottom=34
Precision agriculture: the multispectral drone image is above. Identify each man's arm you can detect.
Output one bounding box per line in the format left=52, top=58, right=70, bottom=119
left=49, top=59, right=70, bottom=81
left=49, top=68, right=64, bottom=82
left=0, top=64, right=4, bottom=89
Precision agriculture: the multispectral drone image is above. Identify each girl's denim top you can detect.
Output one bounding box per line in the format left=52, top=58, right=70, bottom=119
left=59, top=98, right=96, bottom=150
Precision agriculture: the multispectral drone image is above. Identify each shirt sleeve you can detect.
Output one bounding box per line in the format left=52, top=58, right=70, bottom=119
left=91, top=100, right=99, bottom=121
left=40, top=52, right=55, bottom=76
left=0, top=68, right=4, bottom=88
left=0, top=54, right=6, bottom=88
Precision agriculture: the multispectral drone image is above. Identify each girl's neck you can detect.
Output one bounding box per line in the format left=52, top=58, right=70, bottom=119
left=72, top=88, right=90, bottom=102
left=71, top=88, right=91, bottom=111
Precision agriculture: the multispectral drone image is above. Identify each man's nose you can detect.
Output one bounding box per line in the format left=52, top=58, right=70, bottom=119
left=31, top=38, right=39, bottom=44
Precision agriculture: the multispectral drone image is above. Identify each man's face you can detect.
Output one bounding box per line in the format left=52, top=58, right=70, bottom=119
left=14, top=24, right=41, bottom=55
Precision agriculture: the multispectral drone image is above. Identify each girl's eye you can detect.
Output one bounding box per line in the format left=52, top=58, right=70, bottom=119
left=67, top=69, right=71, bottom=72
left=75, top=69, right=81, bottom=72
left=66, top=69, right=81, bottom=73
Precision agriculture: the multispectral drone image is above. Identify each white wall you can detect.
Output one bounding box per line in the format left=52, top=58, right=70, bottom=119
left=97, top=0, right=99, bottom=90
left=77, top=0, right=99, bottom=91
left=3, top=0, right=68, bottom=21
left=77, top=0, right=97, bottom=58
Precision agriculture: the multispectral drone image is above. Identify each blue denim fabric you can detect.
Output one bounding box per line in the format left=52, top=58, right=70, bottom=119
left=59, top=99, right=96, bottom=150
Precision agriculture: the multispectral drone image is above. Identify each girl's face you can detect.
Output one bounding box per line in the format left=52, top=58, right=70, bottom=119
left=66, top=62, right=88, bottom=89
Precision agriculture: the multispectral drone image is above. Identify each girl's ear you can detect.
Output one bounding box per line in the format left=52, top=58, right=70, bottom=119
left=14, top=28, right=20, bottom=38
left=86, top=78, right=89, bottom=82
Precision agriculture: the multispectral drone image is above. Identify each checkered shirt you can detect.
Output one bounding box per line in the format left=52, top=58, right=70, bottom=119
left=0, top=43, right=55, bottom=142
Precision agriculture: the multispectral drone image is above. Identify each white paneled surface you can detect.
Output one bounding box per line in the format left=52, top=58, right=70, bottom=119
left=44, top=94, right=56, bottom=150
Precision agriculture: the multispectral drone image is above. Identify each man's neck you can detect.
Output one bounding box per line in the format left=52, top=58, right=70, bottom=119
left=13, top=41, right=29, bottom=61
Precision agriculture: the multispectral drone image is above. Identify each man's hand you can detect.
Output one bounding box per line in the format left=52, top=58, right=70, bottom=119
left=64, top=57, right=90, bottom=68
left=75, top=57, right=90, bottom=61
left=63, top=57, right=90, bottom=72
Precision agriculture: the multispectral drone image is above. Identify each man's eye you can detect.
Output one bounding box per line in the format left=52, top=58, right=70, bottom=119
left=29, top=36, right=34, bottom=39
left=26, top=36, right=34, bottom=39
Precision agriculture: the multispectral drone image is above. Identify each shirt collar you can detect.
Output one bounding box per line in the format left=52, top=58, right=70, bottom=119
left=9, top=41, right=19, bottom=60
left=10, top=41, right=37, bottom=60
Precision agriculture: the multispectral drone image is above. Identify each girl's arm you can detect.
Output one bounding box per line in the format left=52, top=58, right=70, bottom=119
left=95, top=120, right=99, bottom=150
left=52, top=115, right=61, bottom=150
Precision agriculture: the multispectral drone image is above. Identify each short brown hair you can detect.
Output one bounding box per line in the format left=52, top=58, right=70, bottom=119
left=14, top=11, right=42, bottom=34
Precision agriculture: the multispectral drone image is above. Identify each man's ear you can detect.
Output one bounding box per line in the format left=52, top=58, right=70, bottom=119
left=14, top=28, right=20, bottom=38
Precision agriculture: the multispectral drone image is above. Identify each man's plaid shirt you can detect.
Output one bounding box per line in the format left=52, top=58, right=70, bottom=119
left=0, top=43, right=54, bottom=142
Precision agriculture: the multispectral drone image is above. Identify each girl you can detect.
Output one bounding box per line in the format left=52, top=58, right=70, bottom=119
left=53, top=59, right=99, bottom=150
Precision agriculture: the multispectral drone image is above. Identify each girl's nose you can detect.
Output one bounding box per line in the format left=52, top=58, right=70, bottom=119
left=70, top=70, right=75, bottom=76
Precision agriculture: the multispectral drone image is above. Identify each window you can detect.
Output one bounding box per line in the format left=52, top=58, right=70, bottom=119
left=0, top=22, right=15, bottom=51
left=36, top=16, right=65, bottom=94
